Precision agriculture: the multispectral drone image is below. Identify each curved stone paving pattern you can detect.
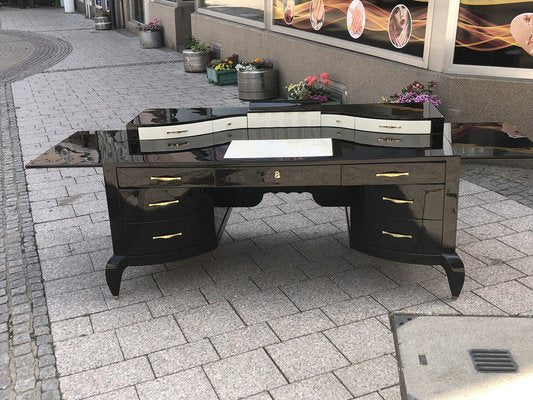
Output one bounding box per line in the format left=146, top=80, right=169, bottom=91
left=0, top=30, right=72, bottom=84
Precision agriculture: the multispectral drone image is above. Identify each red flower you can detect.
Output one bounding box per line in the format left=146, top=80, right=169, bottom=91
left=305, top=75, right=318, bottom=86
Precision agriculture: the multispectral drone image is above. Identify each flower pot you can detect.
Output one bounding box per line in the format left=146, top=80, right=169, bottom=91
left=207, top=68, right=237, bottom=86
left=139, top=30, right=163, bottom=49
left=238, top=69, right=278, bottom=101
left=183, top=50, right=211, bottom=73
left=94, top=16, right=111, bottom=30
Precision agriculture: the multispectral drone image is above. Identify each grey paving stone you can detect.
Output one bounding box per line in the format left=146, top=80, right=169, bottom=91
left=85, top=386, right=139, bottom=400
left=457, top=206, right=504, bottom=227
left=148, top=339, right=219, bottom=378
left=292, top=236, right=351, bottom=261
left=59, top=357, right=153, bottom=400
left=458, top=194, right=486, bottom=209
left=322, top=296, right=388, bottom=325
left=263, top=213, right=314, bottom=232
left=459, top=180, right=487, bottom=196
left=379, top=385, right=402, bottom=400
left=334, top=354, right=399, bottom=398
left=44, top=270, right=106, bottom=297
left=251, top=231, right=301, bottom=249
left=372, top=262, right=443, bottom=286
left=47, top=286, right=107, bottom=322
left=472, top=190, right=508, bottom=203
left=203, top=349, right=287, bottom=400
left=102, top=275, right=162, bottom=309
left=268, top=309, right=335, bottom=341
left=455, top=249, right=487, bottom=270
left=136, top=367, right=218, bottom=400
left=250, top=265, right=307, bottom=290
left=116, top=316, right=186, bottom=359
left=240, top=206, right=284, bottom=221
left=153, top=265, right=213, bottom=296
left=460, top=239, right=526, bottom=265
left=281, top=277, right=349, bottom=311
left=243, top=393, right=273, bottom=400
left=55, top=331, right=123, bottom=376
left=269, top=373, right=352, bottom=400
left=371, top=285, right=436, bottom=311
left=329, top=267, right=397, bottom=297
left=90, top=303, right=153, bottom=332
left=225, top=220, right=276, bottom=240
left=499, top=231, right=533, bottom=255
left=292, top=223, right=341, bottom=240
left=277, top=199, right=319, bottom=214
left=500, top=215, right=533, bottom=232
left=210, top=322, right=279, bottom=358
left=443, top=292, right=507, bottom=315
left=32, top=205, right=76, bottom=224
left=342, top=251, right=380, bottom=269
left=175, top=301, right=244, bottom=341
left=203, top=255, right=262, bottom=283
left=398, top=299, right=460, bottom=315
left=249, top=245, right=307, bottom=272
left=296, top=256, right=354, bottom=278
left=201, top=278, right=260, bottom=303
left=301, top=207, right=345, bottom=224
left=266, top=333, right=349, bottom=382
left=211, top=239, right=259, bottom=260
left=51, top=316, right=93, bottom=342
left=481, top=200, right=533, bottom=219
left=40, top=253, right=94, bottom=281
left=519, top=276, right=533, bottom=290
left=474, top=281, right=533, bottom=314
left=230, top=289, right=299, bottom=325
left=467, top=263, right=525, bottom=286
left=35, top=225, right=83, bottom=248
left=506, top=256, right=533, bottom=275
left=418, top=276, right=482, bottom=299
left=325, top=318, right=394, bottom=363
left=147, top=289, right=207, bottom=318
left=463, top=222, right=517, bottom=241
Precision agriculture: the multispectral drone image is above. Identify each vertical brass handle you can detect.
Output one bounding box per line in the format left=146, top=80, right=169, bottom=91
left=375, top=172, right=410, bottom=177
left=382, top=230, right=412, bottom=239
left=153, top=232, right=183, bottom=240
left=382, top=197, right=414, bottom=205
left=148, top=199, right=180, bottom=207
left=150, top=176, right=182, bottom=182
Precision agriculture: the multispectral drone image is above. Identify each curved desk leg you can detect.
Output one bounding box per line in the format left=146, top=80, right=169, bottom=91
left=440, top=252, right=465, bottom=300
left=105, top=255, right=127, bottom=299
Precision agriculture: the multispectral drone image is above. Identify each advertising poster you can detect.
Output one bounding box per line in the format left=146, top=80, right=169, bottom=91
left=273, top=0, right=429, bottom=57
left=454, top=0, right=533, bottom=69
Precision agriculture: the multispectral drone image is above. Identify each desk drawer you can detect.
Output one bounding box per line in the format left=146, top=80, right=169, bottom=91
left=117, top=168, right=215, bottom=188
left=320, top=127, right=355, bottom=142
left=354, top=130, right=430, bottom=148
left=139, top=134, right=213, bottom=153
left=213, top=116, right=247, bottom=132
left=213, top=129, right=248, bottom=145
left=216, top=165, right=341, bottom=186
left=138, top=121, right=213, bottom=140
left=122, top=215, right=204, bottom=256
left=342, top=162, right=445, bottom=185
left=321, top=114, right=355, bottom=129
left=354, top=214, right=442, bottom=254
left=355, top=117, right=431, bottom=134
left=120, top=188, right=202, bottom=222
left=362, top=185, right=444, bottom=220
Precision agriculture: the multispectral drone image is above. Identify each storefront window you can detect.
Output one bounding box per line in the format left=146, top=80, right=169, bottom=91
left=131, top=0, right=145, bottom=23
left=199, top=0, right=264, bottom=22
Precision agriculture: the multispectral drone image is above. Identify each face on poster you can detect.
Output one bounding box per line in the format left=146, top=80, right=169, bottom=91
left=454, top=0, right=533, bottom=69
left=274, top=0, right=429, bottom=57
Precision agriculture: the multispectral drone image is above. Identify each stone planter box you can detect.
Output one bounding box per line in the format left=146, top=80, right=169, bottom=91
left=183, top=50, right=211, bottom=73
left=238, top=69, right=278, bottom=101
left=207, top=68, right=237, bottom=85
left=139, top=30, right=163, bottom=49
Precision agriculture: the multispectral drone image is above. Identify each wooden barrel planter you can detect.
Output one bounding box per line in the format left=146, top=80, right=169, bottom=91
left=139, top=30, right=163, bottom=49
left=94, top=16, right=112, bottom=30
left=238, top=69, right=278, bottom=101
left=183, top=50, right=211, bottom=73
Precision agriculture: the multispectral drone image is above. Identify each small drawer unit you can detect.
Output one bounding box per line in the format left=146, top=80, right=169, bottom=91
left=320, top=127, right=355, bottom=142
left=342, top=162, right=446, bottom=185
left=212, top=116, right=248, bottom=132
left=213, top=129, right=249, bottom=145
left=137, top=120, right=213, bottom=140
left=321, top=114, right=355, bottom=129
left=117, top=168, right=215, bottom=188
left=139, top=134, right=213, bottom=153
left=354, top=130, right=430, bottom=148
left=121, top=214, right=205, bottom=256
left=355, top=117, right=432, bottom=134
left=362, top=185, right=445, bottom=220
left=120, top=188, right=202, bottom=222
left=353, top=214, right=443, bottom=255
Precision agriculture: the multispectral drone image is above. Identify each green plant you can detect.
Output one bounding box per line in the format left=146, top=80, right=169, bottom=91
left=287, top=72, right=331, bottom=102
left=382, top=81, right=441, bottom=107
left=137, top=18, right=162, bottom=32
left=209, top=54, right=239, bottom=71
left=184, top=35, right=210, bottom=52
left=235, top=57, right=273, bottom=71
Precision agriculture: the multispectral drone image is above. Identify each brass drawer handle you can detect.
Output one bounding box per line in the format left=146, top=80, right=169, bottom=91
left=153, top=232, right=183, bottom=240
left=168, top=142, right=190, bottom=147
left=148, top=199, right=180, bottom=207
left=382, top=230, right=412, bottom=239
left=150, top=176, right=182, bottom=182
left=382, top=196, right=414, bottom=205
left=375, top=172, right=410, bottom=177
left=166, top=129, right=188, bottom=134
left=378, top=137, right=401, bottom=143
left=379, top=125, right=401, bottom=129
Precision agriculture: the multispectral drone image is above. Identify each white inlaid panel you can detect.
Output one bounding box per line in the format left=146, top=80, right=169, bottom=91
left=247, top=111, right=321, bottom=128
left=224, top=138, right=333, bottom=158
left=321, top=114, right=355, bottom=129
left=212, top=116, right=248, bottom=132
left=355, top=117, right=431, bottom=134
left=138, top=121, right=213, bottom=140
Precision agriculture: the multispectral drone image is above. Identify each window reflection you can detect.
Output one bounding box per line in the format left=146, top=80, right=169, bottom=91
left=199, top=0, right=264, bottom=22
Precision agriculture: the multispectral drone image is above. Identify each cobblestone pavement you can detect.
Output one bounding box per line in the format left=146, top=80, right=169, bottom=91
left=1, top=8, right=533, bottom=400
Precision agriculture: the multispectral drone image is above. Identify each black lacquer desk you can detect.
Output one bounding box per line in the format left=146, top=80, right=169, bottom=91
left=27, top=102, right=532, bottom=299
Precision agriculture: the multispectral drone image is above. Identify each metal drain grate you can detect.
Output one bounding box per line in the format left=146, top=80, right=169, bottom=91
left=469, top=349, right=518, bottom=373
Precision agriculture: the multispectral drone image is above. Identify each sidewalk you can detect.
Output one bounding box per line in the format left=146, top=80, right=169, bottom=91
left=1, top=8, right=532, bottom=400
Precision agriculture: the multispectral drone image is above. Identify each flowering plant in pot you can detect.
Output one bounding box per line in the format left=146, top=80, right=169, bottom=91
left=207, top=54, right=239, bottom=85
left=382, top=81, right=441, bottom=108
left=287, top=72, right=338, bottom=104
left=137, top=18, right=163, bottom=49
left=236, top=58, right=277, bottom=100
left=183, top=36, right=211, bottom=73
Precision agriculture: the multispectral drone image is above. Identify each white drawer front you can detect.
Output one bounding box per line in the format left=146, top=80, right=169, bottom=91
left=138, top=121, right=213, bottom=140
left=321, top=114, right=355, bottom=129
left=213, top=116, right=248, bottom=132
left=355, top=117, right=431, bottom=134
left=248, top=111, right=321, bottom=128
